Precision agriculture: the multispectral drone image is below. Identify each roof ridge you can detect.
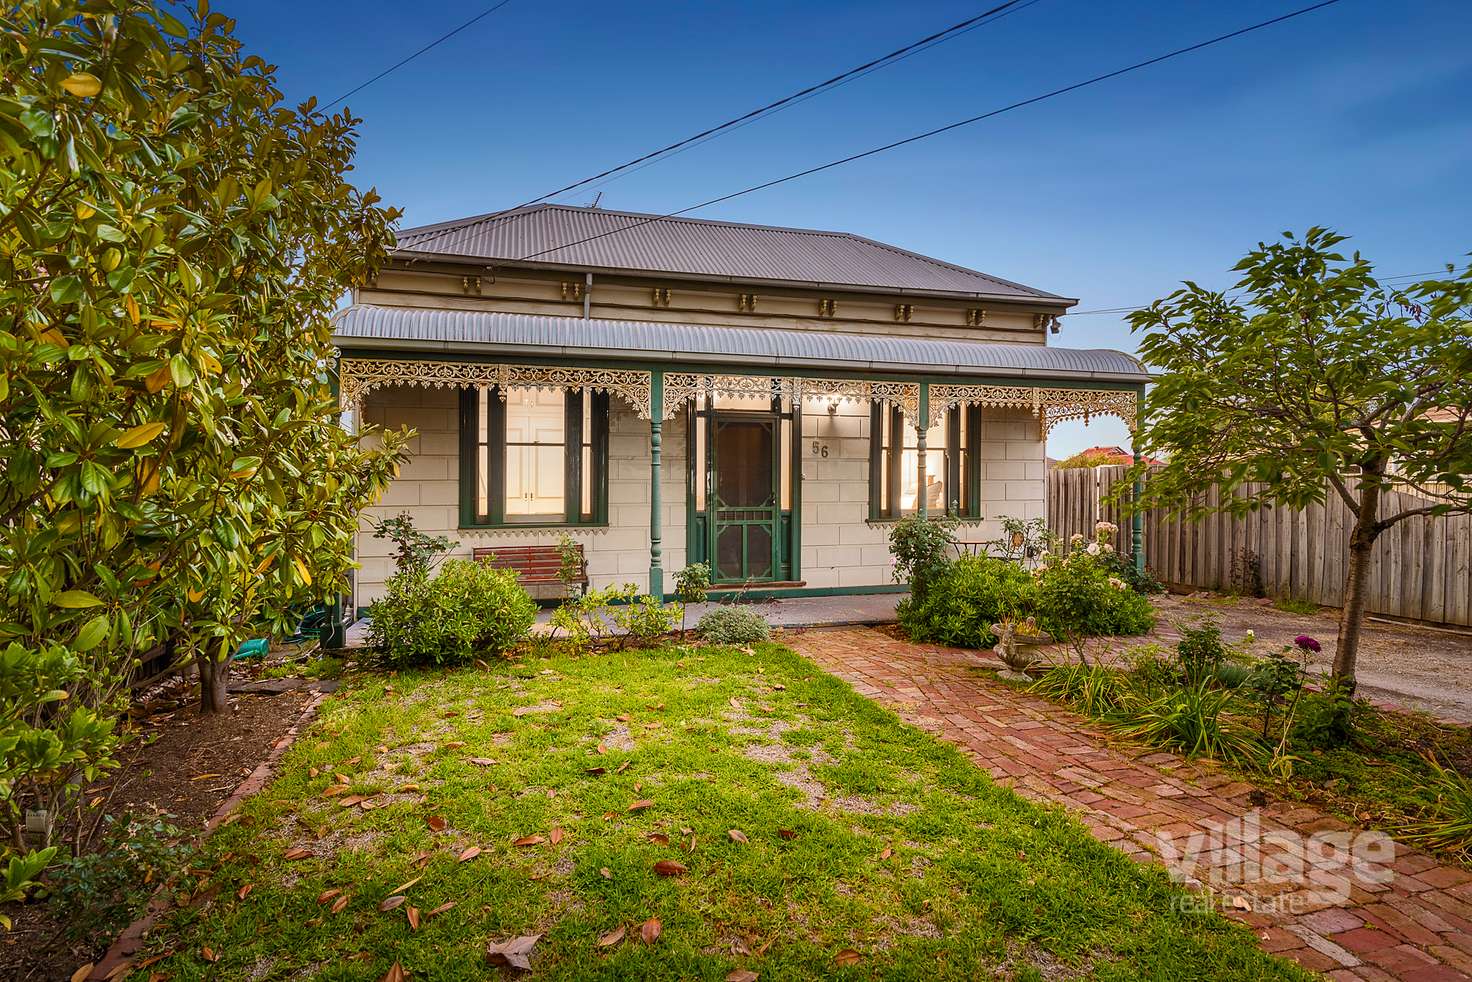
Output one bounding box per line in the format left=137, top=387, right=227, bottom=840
left=840, top=232, right=1060, bottom=300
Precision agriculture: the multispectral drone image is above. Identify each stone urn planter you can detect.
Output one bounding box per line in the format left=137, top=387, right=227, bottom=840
left=991, top=619, right=1052, bottom=682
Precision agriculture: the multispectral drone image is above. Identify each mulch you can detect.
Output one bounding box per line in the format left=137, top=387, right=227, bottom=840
left=0, top=671, right=318, bottom=982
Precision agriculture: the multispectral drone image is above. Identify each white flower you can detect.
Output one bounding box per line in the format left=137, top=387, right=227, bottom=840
left=1095, top=521, right=1118, bottom=534
left=1086, top=542, right=1101, bottom=556
left=1245, top=630, right=1256, bottom=643
left=1101, top=543, right=1115, bottom=554
left=1070, top=532, right=1084, bottom=544
left=1108, top=577, right=1127, bottom=590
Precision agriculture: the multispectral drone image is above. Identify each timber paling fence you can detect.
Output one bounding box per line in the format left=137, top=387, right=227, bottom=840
left=1047, top=465, right=1472, bottom=629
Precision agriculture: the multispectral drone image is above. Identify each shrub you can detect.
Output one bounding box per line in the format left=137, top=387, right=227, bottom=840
left=1176, top=622, right=1226, bottom=683
left=369, top=512, right=456, bottom=575
left=888, top=513, right=959, bottom=601
left=1292, top=678, right=1364, bottom=750
left=48, top=814, right=189, bottom=940
left=368, top=559, right=536, bottom=666
left=1110, top=680, right=1267, bottom=766
left=1246, top=647, right=1307, bottom=739
left=1033, top=551, right=1157, bottom=642
left=897, top=556, right=1035, bottom=649
left=612, top=595, right=682, bottom=649
left=551, top=583, right=634, bottom=651
left=697, top=606, right=771, bottom=645
left=1097, top=547, right=1164, bottom=594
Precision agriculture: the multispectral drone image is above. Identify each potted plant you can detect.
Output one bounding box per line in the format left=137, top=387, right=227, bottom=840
left=990, top=615, right=1052, bottom=681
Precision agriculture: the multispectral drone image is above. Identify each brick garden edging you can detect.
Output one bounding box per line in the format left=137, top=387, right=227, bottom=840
left=785, top=627, right=1472, bottom=981
left=86, top=687, right=331, bottom=982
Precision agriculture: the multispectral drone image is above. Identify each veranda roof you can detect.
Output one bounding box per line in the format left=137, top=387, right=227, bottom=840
left=331, top=305, right=1147, bottom=384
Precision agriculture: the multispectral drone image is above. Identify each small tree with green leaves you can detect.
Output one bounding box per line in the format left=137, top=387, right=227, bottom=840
left=1128, top=229, right=1472, bottom=687
left=673, top=562, right=711, bottom=640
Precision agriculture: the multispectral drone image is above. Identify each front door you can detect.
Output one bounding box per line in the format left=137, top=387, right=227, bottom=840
left=709, top=413, right=779, bottom=583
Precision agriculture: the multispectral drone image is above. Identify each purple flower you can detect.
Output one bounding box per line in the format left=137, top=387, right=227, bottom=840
left=1294, top=635, right=1321, bottom=653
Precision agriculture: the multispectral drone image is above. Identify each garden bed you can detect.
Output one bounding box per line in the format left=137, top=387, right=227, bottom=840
left=117, top=641, right=1307, bottom=980
left=0, top=663, right=326, bottom=982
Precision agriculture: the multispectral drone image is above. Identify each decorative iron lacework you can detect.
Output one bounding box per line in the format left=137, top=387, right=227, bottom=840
left=927, top=382, right=1138, bottom=434
left=338, top=358, right=653, bottom=418
left=661, top=373, right=920, bottom=423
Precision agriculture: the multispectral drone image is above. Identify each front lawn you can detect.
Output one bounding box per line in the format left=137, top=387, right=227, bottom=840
left=133, top=641, right=1304, bottom=980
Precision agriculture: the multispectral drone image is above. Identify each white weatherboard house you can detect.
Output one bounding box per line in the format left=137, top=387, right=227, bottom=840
left=333, top=205, right=1147, bottom=608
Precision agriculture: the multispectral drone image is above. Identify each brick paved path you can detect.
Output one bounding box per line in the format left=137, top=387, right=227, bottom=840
left=786, top=626, right=1472, bottom=981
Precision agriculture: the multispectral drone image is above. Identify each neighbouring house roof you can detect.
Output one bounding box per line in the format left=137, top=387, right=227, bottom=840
left=391, top=204, right=1074, bottom=305
left=1053, top=446, right=1162, bottom=467
left=332, top=305, right=1146, bottom=383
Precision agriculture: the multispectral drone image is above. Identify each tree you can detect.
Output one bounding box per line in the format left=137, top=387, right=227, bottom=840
left=1128, top=229, right=1472, bottom=685
left=0, top=0, right=408, bottom=885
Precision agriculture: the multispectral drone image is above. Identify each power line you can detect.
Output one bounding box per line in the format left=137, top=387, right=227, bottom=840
left=510, top=0, right=1347, bottom=266
left=513, top=0, right=1041, bottom=208
left=322, top=0, right=516, bottom=111
left=1063, top=270, right=1456, bottom=316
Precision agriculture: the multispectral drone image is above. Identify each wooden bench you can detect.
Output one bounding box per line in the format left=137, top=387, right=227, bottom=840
left=473, top=544, right=586, bottom=600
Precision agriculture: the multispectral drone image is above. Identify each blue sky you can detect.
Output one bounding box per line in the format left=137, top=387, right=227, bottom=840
left=236, top=0, right=1472, bottom=456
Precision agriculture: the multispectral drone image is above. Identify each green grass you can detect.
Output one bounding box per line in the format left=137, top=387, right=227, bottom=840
left=133, top=642, right=1305, bottom=980
left=1270, top=597, right=1320, bottom=616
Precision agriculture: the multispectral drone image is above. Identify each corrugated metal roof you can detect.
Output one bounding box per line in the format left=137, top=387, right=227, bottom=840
left=393, top=204, right=1070, bottom=304
left=333, top=305, right=1146, bottom=382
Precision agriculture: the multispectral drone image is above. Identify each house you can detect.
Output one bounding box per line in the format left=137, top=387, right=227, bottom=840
left=333, top=204, right=1147, bottom=606
left=1052, top=446, right=1162, bottom=468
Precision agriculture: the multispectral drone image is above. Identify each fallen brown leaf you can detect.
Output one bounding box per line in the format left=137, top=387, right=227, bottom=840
left=596, top=742, right=608, bottom=754
left=379, top=894, right=407, bottom=912
left=647, top=832, right=670, bottom=846
left=640, top=917, right=662, bottom=944
left=467, top=757, right=497, bottom=766
left=458, top=846, right=482, bottom=863
left=778, top=829, right=796, bottom=840
left=425, top=815, right=448, bottom=833
left=380, top=961, right=408, bottom=982
left=878, top=847, right=892, bottom=861
left=317, top=888, right=342, bottom=904
left=653, top=859, right=687, bottom=877
left=331, top=894, right=350, bottom=914
left=728, top=829, right=748, bottom=844
left=339, top=795, right=366, bottom=807
left=406, top=905, right=420, bottom=931
left=834, top=949, right=862, bottom=967
left=485, top=933, right=541, bottom=971
left=201, top=946, right=219, bottom=963
left=627, top=799, right=654, bottom=812
left=237, top=883, right=253, bottom=900
left=597, top=925, right=626, bottom=948
left=599, top=867, right=612, bottom=879
left=550, top=826, right=565, bottom=845
left=586, top=766, right=606, bottom=776
left=426, top=901, right=456, bottom=917
left=616, top=761, right=630, bottom=774
left=69, top=964, right=93, bottom=982
left=726, top=971, right=759, bottom=982
left=322, top=784, right=349, bottom=797
left=387, top=874, right=423, bottom=895
left=514, top=834, right=545, bottom=847
left=283, top=847, right=313, bottom=861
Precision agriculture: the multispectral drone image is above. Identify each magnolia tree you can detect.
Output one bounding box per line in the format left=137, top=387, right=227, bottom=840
left=0, top=0, right=408, bottom=884
left=1129, top=229, right=1472, bottom=685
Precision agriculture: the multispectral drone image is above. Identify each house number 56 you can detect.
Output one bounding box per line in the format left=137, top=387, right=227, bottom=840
left=811, top=441, right=829, bottom=458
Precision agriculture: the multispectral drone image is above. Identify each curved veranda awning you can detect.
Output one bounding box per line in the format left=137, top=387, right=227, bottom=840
left=333, top=305, right=1145, bottom=382
left=332, top=304, right=1147, bottom=431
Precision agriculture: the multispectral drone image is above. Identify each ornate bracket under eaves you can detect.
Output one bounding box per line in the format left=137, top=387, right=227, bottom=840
left=337, top=358, right=654, bottom=419
left=927, top=382, right=1138, bottom=435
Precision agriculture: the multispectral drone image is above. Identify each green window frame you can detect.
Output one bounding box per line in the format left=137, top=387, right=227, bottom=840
left=458, top=386, right=609, bottom=528
left=868, top=403, right=981, bottom=520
